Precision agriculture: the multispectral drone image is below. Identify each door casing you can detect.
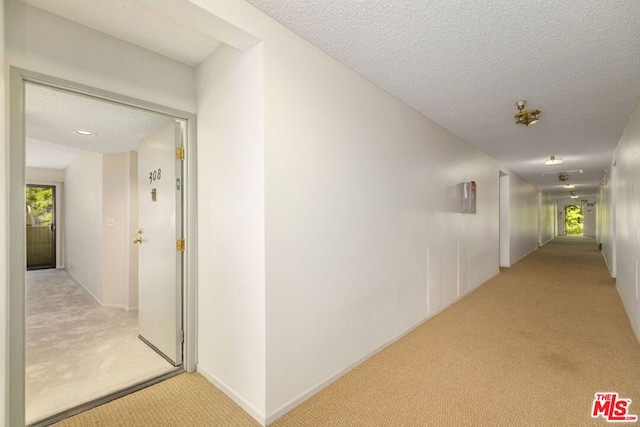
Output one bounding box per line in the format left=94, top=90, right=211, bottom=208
left=8, top=67, right=198, bottom=426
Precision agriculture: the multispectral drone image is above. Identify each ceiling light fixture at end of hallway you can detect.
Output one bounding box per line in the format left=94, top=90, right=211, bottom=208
left=72, top=130, right=96, bottom=136
left=545, top=155, right=563, bottom=165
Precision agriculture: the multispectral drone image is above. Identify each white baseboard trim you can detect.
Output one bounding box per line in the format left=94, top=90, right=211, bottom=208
left=265, top=270, right=500, bottom=424
left=101, top=303, right=129, bottom=311
left=538, top=237, right=553, bottom=247
left=601, top=251, right=616, bottom=278
left=198, top=367, right=266, bottom=426
left=65, top=269, right=135, bottom=311
left=616, top=283, right=640, bottom=343
left=66, top=269, right=103, bottom=306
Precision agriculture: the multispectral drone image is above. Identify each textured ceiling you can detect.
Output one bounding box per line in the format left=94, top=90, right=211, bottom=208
left=19, top=0, right=640, bottom=197
left=245, top=0, right=640, bottom=196
left=19, top=0, right=222, bottom=66
left=26, top=83, right=174, bottom=169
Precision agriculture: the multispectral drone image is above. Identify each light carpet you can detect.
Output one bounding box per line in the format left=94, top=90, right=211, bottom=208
left=27, top=269, right=175, bottom=424
left=56, top=236, right=640, bottom=426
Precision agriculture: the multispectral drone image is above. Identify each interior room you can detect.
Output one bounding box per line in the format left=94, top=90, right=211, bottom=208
left=2, top=0, right=640, bottom=426
left=24, top=82, right=180, bottom=424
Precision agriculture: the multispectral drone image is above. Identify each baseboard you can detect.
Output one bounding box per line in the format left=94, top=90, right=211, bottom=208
left=616, top=283, right=640, bottom=343
left=601, top=251, right=616, bottom=278
left=66, top=270, right=103, bottom=306
left=197, top=367, right=266, bottom=426
left=265, top=269, right=500, bottom=424
left=65, top=269, right=135, bottom=311
left=101, top=303, right=130, bottom=311
left=538, top=237, right=553, bottom=247
left=509, top=247, right=537, bottom=267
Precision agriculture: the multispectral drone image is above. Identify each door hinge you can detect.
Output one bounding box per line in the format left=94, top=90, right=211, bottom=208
left=181, top=330, right=184, bottom=344
left=176, top=146, right=185, bottom=160
left=176, top=238, right=185, bottom=252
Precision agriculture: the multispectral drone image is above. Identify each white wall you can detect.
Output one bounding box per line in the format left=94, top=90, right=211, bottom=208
left=598, top=169, right=616, bottom=276
left=5, top=0, right=196, bottom=113
left=102, top=152, right=137, bottom=309
left=610, top=96, right=640, bottom=339
left=499, top=173, right=510, bottom=266
left=195, top=43, right=266, bottom=420
left=64, top=152, right=103, bottom=300
left=262, top=38, right=503, bottom=420
left=26, top=167, right=65, bottom=269
left=191, top=0, right=540, bottom=422
left=539, top=191, right=555, bottom=245
left=508, top=173, right=539, bottom=265
left=25, top=167, right=64, bottom=182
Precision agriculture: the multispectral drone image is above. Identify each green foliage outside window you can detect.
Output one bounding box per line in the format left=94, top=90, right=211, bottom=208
left=26, top=187, right=53, bottom=226
left=565, top=204, right=583, bottom=235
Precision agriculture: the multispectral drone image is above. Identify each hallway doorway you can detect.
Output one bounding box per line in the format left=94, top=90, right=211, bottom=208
left=9, top=68, right=198, bottom=427
left=26, top=185, right=56, bottom=270
left=564, top=204, right=584, bottom=235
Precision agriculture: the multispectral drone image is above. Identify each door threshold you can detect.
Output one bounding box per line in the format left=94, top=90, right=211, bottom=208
left=28, top=368, right=184, bottom=427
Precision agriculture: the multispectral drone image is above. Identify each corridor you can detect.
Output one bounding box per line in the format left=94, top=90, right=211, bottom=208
left=272, top=236, right=640, bottom=426
left=57, top=236, right=640, bottom=426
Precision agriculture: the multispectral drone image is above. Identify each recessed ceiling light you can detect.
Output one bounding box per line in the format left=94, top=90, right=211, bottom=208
left=73, top=130, right=96, bottom=136
left=545, top=155, right=563, bottom=166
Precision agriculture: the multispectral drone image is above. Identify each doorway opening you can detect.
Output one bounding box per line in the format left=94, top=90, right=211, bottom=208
left=26, top=185, right=56, bottom=270
left=565, top=204, right=584, bottom=235
left=10, top=68, right=198, bottom=427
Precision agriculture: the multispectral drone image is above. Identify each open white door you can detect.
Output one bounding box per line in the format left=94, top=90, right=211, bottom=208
left=135, top=122, right=183, bottom=366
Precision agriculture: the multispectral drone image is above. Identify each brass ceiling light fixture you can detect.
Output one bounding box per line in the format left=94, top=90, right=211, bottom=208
left=514, top=100, right=540, bottom=126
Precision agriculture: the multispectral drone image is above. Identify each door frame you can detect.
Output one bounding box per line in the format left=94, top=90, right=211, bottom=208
left=25, top=184, right=57, bottom=270
left=9, top=67, right=199, bottom=426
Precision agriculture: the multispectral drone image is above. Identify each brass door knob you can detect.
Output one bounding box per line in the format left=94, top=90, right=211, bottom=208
left=133, top=236, right=143, bottom=244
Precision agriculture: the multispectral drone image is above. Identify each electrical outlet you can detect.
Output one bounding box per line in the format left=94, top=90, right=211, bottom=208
left=106, top=218, right=116, bottom=227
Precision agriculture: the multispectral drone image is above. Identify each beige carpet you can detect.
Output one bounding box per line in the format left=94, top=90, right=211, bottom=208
left=54, top=372, right=259, bottom=427
left=27, top=269, right=176, bottom=424
left=55, top=236, right=640, bottom=426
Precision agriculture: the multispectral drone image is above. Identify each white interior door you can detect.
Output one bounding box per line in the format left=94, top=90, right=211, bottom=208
left=136, top=122, right=183, bottom=366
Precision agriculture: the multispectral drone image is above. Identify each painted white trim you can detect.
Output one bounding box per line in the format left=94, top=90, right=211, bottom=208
left=602, top=251, right=615, bottom=278
left=265, top=270, right=501, bottom=424
left=67, top=269, right=134, bottom=312
left=616, top=283, right=640, bottom=343
left=509, top=247, right=537, bottom=267
left=66, top=269, right=102, bottom=306
left=8, top=65, right=27, bottom=427
left=8, top=67, right=199, bottom=425
left=198, top=367, right=266, bottom=426
left=538, top=236, right=554, bottom=247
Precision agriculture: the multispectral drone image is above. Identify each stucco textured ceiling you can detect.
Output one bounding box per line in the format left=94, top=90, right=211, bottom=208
left=26, top=83, right=173, bottom=169
left=19, top=0, right=222, bottom=66
left=246, top=0, right=640, bottom=196
left=18, top=0, right=640, bottom=196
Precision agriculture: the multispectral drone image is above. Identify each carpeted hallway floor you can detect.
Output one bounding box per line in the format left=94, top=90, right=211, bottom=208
left=56, top=236, right=640, bottom=426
